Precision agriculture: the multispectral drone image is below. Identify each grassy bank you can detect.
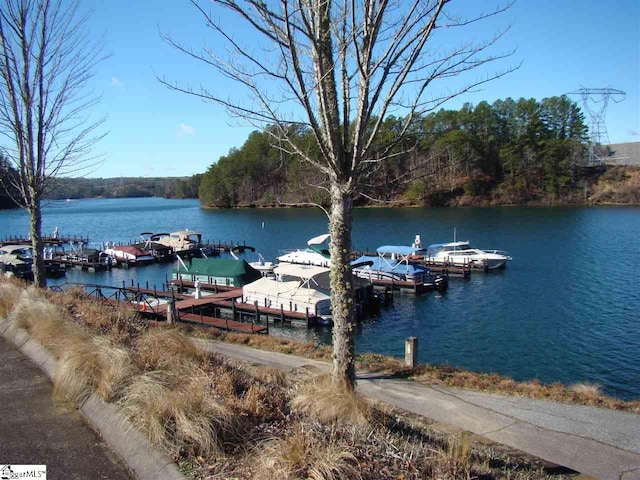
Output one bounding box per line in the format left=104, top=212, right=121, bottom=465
left=191, top=325, right=640, bottom=412
left=1, top=279, right=578, bottom=479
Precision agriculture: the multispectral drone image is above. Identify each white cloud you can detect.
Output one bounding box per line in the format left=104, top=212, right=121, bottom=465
left=178, top=123, right=195, bottom=136
left=111, top=76, right=124, bottom=90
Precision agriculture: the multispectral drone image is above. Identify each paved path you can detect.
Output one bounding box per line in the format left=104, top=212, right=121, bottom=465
left=196, top=339, right=640, bottom=480
left=0, top=336, right=132, bottom=480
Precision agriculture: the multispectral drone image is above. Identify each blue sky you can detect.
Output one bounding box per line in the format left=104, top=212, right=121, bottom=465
left=84, top=0, right=639, bottom=178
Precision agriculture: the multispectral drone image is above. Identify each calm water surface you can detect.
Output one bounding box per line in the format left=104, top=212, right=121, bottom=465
left=1, top=198, right=639, bottom=400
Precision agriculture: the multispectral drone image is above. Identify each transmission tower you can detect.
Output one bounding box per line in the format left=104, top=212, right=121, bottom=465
left=567, top=87, right=626, bottom=166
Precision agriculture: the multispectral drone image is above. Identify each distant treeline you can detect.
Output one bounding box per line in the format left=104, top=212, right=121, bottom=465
left=198, top=95, right=597, bottom=208
left=0, top=152, right=201, bottom=205
left=42, top=175, right=201, bottom=200
left=2, top=95, right=632, bottom=210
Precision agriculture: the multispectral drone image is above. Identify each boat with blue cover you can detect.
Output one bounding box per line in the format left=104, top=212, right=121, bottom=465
left=352, top=245, right=447, bottom=292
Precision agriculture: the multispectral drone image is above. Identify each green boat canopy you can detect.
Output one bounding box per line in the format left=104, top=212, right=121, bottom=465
left=175, top=258, right=262, bottom=286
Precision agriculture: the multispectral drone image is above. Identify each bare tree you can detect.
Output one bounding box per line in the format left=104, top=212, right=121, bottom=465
left=163, top=0, right=514, bottom=388
left=0, top=0, right=104, bottom=287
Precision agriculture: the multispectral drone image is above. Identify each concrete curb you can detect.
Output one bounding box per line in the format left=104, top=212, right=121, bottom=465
left=0, top=317, right=184, bottom=480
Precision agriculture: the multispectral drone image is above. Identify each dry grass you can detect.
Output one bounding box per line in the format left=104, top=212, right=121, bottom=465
left=291, top=374, right=371, bottom=426
left=570, top=383, right=602, bottom=400
left=412, top=364, right=640, bottom=412
left=1, top=283, right=574, bottom=479
left=45, top=286, right=146, bottom=346
left=0, top=278, right=26, bottom=318
left=220, top=331, right=333, bottom=361
left=120, top=367, right=236, bottom=457
left=54, top=335, right=134, bottom=404
left=434, top=432, right=473, bottom=479
left=252, top=423, right=361, bottom=480
left=196, top=324, right=640, bottom=411
left=9, top=290, right=86, bottom=358
left=135, top=328, right=209, bottom=371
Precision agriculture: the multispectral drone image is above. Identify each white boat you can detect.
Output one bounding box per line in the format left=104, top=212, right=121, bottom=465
left=248, top=253, right=276, bottom=277
left=151, top=230, right=203, bottom=256
left=277, top=233, right=331, bottom=267
left=104, top=245, right=155, bottom=266
left=0, top=245, right=34, bottom=278
left=426, top=241, right=512, bottom=270
left=242, top=263, right=332, bottom=323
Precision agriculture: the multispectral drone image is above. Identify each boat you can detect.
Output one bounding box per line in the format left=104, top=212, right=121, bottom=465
left=151, top=230, right=204, bottom=257
left=103, top=245, right=156, bottom=266
left=352, top=245, right=448, bottom=291
left=277, top=233, right=331, bottom=267
left=0, top=245, right=34, bottom=279
left=173, top=257, right=263, bottom=287
left=0, top=245, right=65, bottom=279
left=248, top=253, right=276, bottom=277
left=62, top=243, right=111, bottom=267
left=131, top=233, right=174, bottom=262
left=242, top=263, right=333, bottom=323
left=425, top=241, right=512, bottom=270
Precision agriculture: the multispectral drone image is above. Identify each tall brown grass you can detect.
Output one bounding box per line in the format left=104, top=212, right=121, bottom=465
left=252, top=423, right=361, bottom=480
left=0, top=279, right=25, bottom=318
left=120, top=367, right=235, bottom=457
left=54, top=336, right=134, bottom=404
left=291, top=374, right=371, bottom=426
left=135, top=328, right=209, bottom=371
left=9, top=290, right=85, bottom=358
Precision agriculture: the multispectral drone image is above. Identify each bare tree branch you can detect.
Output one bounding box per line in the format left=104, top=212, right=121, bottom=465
left=0, top=0, right=105, bottom=286
left=164, top=0, right=514, bottom=388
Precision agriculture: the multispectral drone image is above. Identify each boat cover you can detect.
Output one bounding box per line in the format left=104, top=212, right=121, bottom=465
left=307, top=233, right=330, bottom=246
left=376, top=245, right=423, bottom=255
left=175, top=258, right=262, bottom=285
left=352, top=255, right=428, bottom=274
left=274, top=263, right=330, bottom=279
left=242, top=277, right=331, bottom=315
left=427, top=241, right=470, bottom=249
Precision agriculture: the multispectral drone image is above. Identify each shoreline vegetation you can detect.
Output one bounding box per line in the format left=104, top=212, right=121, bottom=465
left=1, top=278, right=586, bottom=480
left=2, top=99, right=639, bottom=211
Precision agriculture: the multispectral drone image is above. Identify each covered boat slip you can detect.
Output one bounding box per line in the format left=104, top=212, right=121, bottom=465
left=242, top=264, right=332, bottom=321
left=174, top=258, right=263, bottom=287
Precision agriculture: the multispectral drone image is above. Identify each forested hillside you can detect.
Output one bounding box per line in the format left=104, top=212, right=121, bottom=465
left=43, top=175, right=201, bottom=200
left=198, top=95, right=599, bottom=208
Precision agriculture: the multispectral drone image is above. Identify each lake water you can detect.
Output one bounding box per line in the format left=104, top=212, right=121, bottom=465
left=1, top=198, right=639, bottom=400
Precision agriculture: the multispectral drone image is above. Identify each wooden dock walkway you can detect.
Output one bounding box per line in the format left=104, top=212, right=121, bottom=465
left=179, top=312, right=267, bottom=334
left=173, top=289, right=242, bottom=310
left=1, top=234, right=89, bottom=246
left=172, top=287, right=321, bottom=327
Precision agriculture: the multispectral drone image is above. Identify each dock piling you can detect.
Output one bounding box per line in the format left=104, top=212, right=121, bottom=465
left=405, top=337, right=418, bottom=368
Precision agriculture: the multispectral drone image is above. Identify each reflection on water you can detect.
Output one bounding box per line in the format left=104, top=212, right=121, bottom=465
left=1, top=199, right=639, bottom=400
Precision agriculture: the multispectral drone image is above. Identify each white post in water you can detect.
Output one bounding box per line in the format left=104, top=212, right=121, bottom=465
left=194, top=280, right=202, bottom=299
left=405, top=337, right=418, bottom=368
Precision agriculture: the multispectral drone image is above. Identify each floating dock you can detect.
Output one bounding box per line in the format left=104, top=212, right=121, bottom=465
left=1, top=234, right=89, bottom=246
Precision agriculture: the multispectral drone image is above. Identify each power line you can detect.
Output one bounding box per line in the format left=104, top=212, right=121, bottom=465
left=567, top=87, right=626, bottom=166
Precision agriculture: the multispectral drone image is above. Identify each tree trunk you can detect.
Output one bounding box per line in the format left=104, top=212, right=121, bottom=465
left=28, top=199, right=46, bottom=288
left=329, top=184, right=356, bottom=389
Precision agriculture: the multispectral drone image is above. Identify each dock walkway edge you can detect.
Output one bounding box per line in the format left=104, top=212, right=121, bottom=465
left=0, top=317, right=185, bottom=480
